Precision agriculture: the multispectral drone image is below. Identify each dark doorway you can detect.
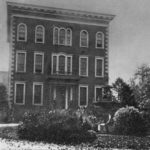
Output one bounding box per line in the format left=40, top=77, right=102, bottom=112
left=56, top=86, right=66, bottom=109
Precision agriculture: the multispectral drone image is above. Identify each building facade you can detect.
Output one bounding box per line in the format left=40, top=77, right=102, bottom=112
left=7, top=2, right=114, bottom=119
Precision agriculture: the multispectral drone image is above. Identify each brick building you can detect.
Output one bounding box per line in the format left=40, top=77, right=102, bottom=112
left=7, top=2, right=114, bottom=119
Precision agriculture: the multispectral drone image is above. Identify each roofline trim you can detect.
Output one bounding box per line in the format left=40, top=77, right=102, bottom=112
left=7, top=2, right=115, bottom=21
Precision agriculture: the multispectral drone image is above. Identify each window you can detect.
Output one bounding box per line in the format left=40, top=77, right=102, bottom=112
left=96, top=32, right=104, bottom=48
left=34, top=53, right=44, bottom=73
left=95, top=86, right=103, bottom=102
left=80, top=30, right=88, bottom=47
left=67, top=57, right=72, bottom=74
left=79, top=56, right=88, bottom=76
left=59, top=55, right=65, bottom=74
left=33, top=83, right=43, bottom=105
left=52, top=53, right=72, bottom=75
left=14, top=82, right=25, bottom=105
left=66, top=28, right=72, bottom=46
left=79, top=85, right=88, bottom=107
left=59, top=28, right=66, bottom=45
left=53, top=27, right=72, bottom=46
left=17, top=23, right=27, bottom=41
left=53, top=27, right=59, bottom=44
left=95, top=57, right=104, bottom=77
left=16, top=51, right=26, bottom=72
left=35, top=25, right=45, bottom=43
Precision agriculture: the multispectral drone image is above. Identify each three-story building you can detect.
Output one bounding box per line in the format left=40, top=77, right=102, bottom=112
left=7, top=2, right=115, bottom=119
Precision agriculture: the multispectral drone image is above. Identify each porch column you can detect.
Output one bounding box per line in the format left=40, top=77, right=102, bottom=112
left=65, top=87, right=68, bottom=109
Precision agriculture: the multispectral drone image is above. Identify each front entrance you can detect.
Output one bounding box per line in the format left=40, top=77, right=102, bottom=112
left=56, top=86, right=66, bottom=109
left=51, top=85, right=75, bottom=109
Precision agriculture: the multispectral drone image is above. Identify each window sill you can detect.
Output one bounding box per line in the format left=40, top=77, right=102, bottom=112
left=32, top=104, right=43, bottom=106
left=17, top=40, right=27, bottom=42
left=35, top=42, right=44, bottom=44
left=14, top=103, right=25, bottom=105
left=95, top=76, right=104, bottom=78
left=16, top=71, right=26, bottom=73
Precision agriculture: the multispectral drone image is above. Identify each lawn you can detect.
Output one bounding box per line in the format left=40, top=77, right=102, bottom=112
left=0, top=124, right=150, bottom=150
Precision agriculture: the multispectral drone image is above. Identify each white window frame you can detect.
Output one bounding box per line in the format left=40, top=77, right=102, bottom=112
left=34, top=52, right=44, bottom=74
left=35, top=25, right=45, bottom=43
left=14, top=81, right=26, bottom=105
left=17, top=23, right=27, bottom=42
left=16, top=51, right=26, bottom=73
left=95, top=32, right=104, bottom=49
left=32, top=82, right=43, bottom=106
left=95, top=57, right=104, bottom=77
left=51, top=53, right=72, bottom=75
left=79, top=56, right=88, bottom=77
left=53, top=27, right=72, bottom=46
left=80, top=30, right=89, bottom=48
left=94, top=85, right=104, bottom=102
left=78, top=84, right=88, bottom=107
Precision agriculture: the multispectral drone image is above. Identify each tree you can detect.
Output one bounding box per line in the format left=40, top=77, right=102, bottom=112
left=0, top=84, right=7, bottom=102
left=130, top=64, right=150, bottom=109
left=112, top=78, right=137, bottom=107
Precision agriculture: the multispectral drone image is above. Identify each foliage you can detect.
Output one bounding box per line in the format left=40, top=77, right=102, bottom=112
left=113, top=106, right=147, bottom=136
left=93, top=135, right=150, bottom=149
left=1, top=124, right=150, bottom=149
left=112, top=78, right=137, bottom=107
left=0, top=84, right=7, bottom=102
left=141, top=111, right=150, bottom=133
left=130, top=64, right=150, bottom=109
left=17, top=109, right=97, bottom=144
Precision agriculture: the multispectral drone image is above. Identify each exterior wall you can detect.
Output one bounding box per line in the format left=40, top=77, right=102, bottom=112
left=7, top=2, right=114, bottom=120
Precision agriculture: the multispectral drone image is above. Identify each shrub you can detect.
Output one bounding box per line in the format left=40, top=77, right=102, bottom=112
left=17, top=109, right=97, bottom=144
left=113, top=106, right=147, bottom=136
left=141, top=111, right=150, bottom=134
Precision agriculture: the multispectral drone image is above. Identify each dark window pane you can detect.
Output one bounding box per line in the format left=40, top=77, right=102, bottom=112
left=36, top=26, right=44, bottom=42
left=96, top=88, right=102, bottom=101
left=59, top=55, right=65, bottom=74
left=54, top=28, right=59, bottom=44
left=80, top=58, right=87, bottom=76
left=96, top=59, right=103, bottom=76
left=17, top=53, right=25, bottom=72
left=34, top=85, right=42, bottom=104
left=81, top=31, right=88, bottom=47
left=16, top=84, right=24, bottom=103
left=35, top=54, right=43, bottom=73
left=96, top=33, right=103, bottom=48
left=18, top=24, right=26, bottom=41
left=67, top=57, right=71, bottom=74
left=53, top=56, right=57, bottom=74
left=59, top=29, right=65, bottom=45
left=66, top=29, right=71, bottom=45
left=80, top=87, right=87, bottom=106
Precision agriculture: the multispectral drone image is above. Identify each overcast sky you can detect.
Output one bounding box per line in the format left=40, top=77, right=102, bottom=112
left=1, top=0, right=150, bottom=84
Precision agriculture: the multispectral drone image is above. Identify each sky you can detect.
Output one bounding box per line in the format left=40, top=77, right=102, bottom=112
left=1, top=0, right=150, bottom=84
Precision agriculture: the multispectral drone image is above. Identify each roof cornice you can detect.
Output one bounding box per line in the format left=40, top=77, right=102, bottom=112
left=7, top=2, right=115, bottom=22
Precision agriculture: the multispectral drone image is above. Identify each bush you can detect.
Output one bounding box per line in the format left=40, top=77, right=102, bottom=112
left=17, top=109, right=97, bottom=144
left=141, top=111, right=150, bottom=133
left=113, top=106, right=147, bottom=136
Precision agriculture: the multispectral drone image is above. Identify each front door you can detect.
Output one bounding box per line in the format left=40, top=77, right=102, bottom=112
left=56, top=86, right=66, bottom=109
